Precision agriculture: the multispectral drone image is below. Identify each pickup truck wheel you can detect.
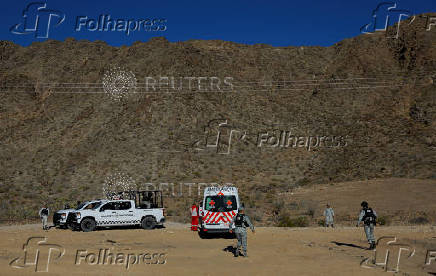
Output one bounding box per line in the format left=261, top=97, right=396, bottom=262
left=141, top=217, right=156, bottom=230
left=81, top=218, right=96, bottom=232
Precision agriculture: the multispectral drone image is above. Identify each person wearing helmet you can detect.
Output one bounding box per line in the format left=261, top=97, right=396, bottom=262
left=356, top=201, right=377, bottom=250
left=229, top=206, right=255, bottom=257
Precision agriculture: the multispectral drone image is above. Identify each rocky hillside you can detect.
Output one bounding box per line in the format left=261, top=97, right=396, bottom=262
left=0, top=14, right=435, bottom=224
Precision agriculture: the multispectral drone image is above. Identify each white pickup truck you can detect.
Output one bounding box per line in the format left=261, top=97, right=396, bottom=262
left=54, top=200, right=102, bottom=229
left=69, top=199, right=165, bottom=232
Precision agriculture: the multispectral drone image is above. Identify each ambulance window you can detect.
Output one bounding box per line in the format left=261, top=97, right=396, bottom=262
left=204, top=196, right=237, bottom=211
left=205, top=197, right=217, bottom=211
left=223, top=196, right=236, bottom=209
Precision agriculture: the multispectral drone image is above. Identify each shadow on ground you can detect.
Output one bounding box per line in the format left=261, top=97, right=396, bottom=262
left=223, top=245, right=237, bottom=256
left=331, top=241, right=367, bottom=250
left=198, top=231, right=235, bottom=239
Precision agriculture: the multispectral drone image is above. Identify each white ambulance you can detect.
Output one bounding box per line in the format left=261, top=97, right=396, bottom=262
left=198, top=186, right=240, bottom=236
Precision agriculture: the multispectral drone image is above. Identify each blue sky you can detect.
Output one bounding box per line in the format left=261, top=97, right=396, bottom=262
left=1, top=0, right=435, bottom=47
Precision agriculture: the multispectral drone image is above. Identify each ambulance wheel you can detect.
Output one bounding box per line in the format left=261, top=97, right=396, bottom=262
left=199, top=229, right=208, bottom=239
left=81, top=218, right=96, bottom=232
left=142, top=216, right=156, bottom=230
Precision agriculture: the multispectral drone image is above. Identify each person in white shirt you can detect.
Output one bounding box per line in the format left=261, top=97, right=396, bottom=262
left=323, top=204, right=335, bottom=227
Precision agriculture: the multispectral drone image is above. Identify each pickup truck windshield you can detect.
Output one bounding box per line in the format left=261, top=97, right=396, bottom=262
left=91, top=202, right=103, bottom=210
left=76, top=202, right=88, bottom=210
left=76, top=201, right=101, bottom=210
left=205, top=195, right=237, bottom=212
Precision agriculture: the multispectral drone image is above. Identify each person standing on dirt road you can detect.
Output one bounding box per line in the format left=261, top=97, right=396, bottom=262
left=229, top=207, right=255, bottom=257
left=323, top=204, right=335, bottom=227
left=39, top=205, right=49, bottom=230
left=356, top=201, right=377, bottom=250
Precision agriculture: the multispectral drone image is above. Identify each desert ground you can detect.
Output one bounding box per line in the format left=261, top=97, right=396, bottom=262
left=2, top=178, right=436, bottom=275
left=283, top=178, right=436, bottom=226
left=0, top=223, right=435, bottom=275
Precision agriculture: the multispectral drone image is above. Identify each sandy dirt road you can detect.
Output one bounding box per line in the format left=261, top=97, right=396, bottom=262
left=0, top=223, right=435, bottom=276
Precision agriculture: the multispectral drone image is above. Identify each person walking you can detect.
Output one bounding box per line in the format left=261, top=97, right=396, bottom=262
left=39, top=205, right=50, bottom=230
left=323, top=204, right=335, bottom=227
left=229, top=207, right=255, bottom=257
left=356, top=201, right=377, bottom=250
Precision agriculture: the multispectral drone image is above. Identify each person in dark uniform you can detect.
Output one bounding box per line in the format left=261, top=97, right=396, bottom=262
left=39, top=205, right=49, bottom=230
left=356, top=201, right=377, bottom=250
left=229, top=207, right=255, bottom=257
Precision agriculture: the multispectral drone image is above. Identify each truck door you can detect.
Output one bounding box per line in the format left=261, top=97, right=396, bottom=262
left=117, top=201, right=136, bottom=225
left=98, top=202, right=118, bottom=226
